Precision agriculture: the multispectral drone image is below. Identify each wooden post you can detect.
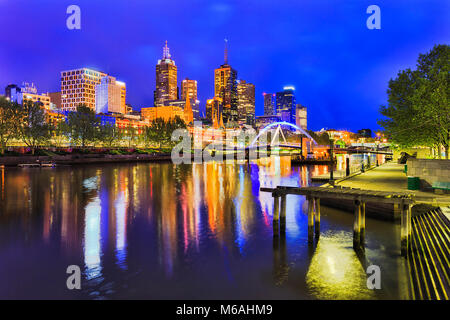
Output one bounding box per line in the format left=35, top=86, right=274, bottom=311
left=360, top=201, right=366, bottom=247
left=280, top=194, right=287, bottom=234
left=280, top=195, right=286, bottom=220
left=400, top=202, right=408, bottom=257
left=308, top=196, right=315, bottom=243
left=273, top=194, right=280, bottom=235
left=314, top=198, right=321, bottom=238
left=353, top=199, right=361, bottom=250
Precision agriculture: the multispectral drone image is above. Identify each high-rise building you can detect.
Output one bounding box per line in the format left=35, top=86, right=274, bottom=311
left=295, top=104, right=307, bottom=130
left=263, top=93, right=276, bottom=116
left=181, top=78, right=197, bottom=101
left=276, top=86, right=296, bottom=124
left=214, top=40, right=238, bottom=126
left=154, top=41, right=178, bottom=106
left=61, top=68, right=107, bottom=111
left=95, top=76, right=126, bottom=114
left=237, top=80, right=255, bottom=125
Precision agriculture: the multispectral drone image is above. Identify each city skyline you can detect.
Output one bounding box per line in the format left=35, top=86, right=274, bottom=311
left=0, top=0, right=448, bottom=132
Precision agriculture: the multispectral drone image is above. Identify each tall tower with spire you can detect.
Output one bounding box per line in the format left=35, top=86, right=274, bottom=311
left=214, top=39, right=238, bottom=126
left=154, top=41, right=178, bottom=107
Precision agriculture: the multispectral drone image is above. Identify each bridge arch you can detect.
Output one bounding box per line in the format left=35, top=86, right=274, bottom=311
left=250, top=121, right=317, bottom=147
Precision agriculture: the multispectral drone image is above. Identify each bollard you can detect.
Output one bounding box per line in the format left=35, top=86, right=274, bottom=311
left=314, top=198, right=321, bottom=238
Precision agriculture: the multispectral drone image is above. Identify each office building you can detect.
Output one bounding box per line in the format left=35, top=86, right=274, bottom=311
left=276, top=86, right=296, bottom=124
left=263, top=93, right=276, bottom=116
left=237, top=80, right=255, bottom=125
left=61, top=68, right=107, bottom=111
left=154, top=41, right=178, bottom=106
left=295, top=104, right=307, bottom=130
left=9, top=82, right=51, bottom=109
left=214, top=40, right=238, bottom=125
left=95, top=76, right=126, bottom=114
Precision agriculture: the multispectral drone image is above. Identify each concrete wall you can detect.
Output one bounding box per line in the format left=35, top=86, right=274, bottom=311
left=407, top=159, right=450, bottom=189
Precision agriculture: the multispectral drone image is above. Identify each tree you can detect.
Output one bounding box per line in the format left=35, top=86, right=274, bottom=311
left=144, top=116, right=187, bottom=150
left=379, top=44, right=450, bottom=158
left=123, top=122, right=138, bottom=148
left=66, top=105, right=100, bottom=148
left=0, top=97, right=20, bottom=155
left=99, top=123, right=122, bottom=148
left=50, top=121, right=70, bottom=147
left=17, top=101, right=51, bottom=154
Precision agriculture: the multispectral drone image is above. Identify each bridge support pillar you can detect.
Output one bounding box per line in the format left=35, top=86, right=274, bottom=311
left=307, top=196, right=315, bottom=244
left=353, top=200, right=362, bottom=250
left=314, top=198, right=320, bottom=238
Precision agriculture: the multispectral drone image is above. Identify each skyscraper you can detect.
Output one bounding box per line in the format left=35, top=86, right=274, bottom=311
left=154, top=41, right=178, bottom=106
left=214, top=40, right=238, bottom=126
left=263, top=93, right=276, bottom=116
left=181, top=78, right=197, bottom=101
left=295, top=104, right=307, bottom=130
left=61, top=68, right=107, bottom=111
left=237, top=80, right=255, bottom=125
left=95, top=76, right=126, bottom=114
left=276, top=86, right=296, bottom=123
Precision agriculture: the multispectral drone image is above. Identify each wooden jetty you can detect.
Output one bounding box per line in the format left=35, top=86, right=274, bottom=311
left=260, top=185, right=416, bottom=256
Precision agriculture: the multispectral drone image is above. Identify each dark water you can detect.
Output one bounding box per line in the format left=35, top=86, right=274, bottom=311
left=0, top=157, right=410, bottom=299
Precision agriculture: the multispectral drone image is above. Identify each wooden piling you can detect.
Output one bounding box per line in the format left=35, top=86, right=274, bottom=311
left=314, top=198, right=320, bottom=238
left=273, top=194, right=280, bottom=235
left=401, top=202, right=408, bottom=257
left=360, top=201, right=366, bottom=246
left=308, top=196, right=315, bottom=243
left=353, top=200, right=361, bottom=249
left=280, top=195, right=286, bottom=233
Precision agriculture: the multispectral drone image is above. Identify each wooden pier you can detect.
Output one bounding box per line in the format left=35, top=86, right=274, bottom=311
left=260, top=186, right=415, bottom=256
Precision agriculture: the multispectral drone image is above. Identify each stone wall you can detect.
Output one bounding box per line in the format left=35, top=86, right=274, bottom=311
left=407, top=159, right=450, bottom=190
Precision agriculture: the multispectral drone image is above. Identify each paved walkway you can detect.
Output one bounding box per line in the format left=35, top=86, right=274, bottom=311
left=335, top=162, right=450, bottom=206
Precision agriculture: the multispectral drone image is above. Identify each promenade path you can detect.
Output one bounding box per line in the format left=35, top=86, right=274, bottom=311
left=335, top=162, right=450, bottom=207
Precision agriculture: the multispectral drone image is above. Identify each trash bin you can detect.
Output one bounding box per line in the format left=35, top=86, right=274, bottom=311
left=407, top=176, right=420, bottom=190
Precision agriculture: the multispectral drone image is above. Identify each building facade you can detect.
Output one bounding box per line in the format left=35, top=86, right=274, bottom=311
left=263, top=93, right=276, bottom=116
left=9, top=82, right=51, bottom=109
left=206, top=97, right=223, bottom=128
left=276, top=86, right=296, bottom=124
left=141, top=105, right=184, bottom=123
left=61, top=68, right=107, bottom=111
left=237, top=80, right=255, bottom=125
left=95, top=76, right=126, bottom=114
left=214, top=43, right=238, bottom=126
left=154, top=41, right=178, bottom=107
left=295, top=104, right=307, bottom=130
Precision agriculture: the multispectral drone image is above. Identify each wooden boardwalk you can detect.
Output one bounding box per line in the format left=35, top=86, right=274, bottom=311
left=260, top=185, right=415, bottom=255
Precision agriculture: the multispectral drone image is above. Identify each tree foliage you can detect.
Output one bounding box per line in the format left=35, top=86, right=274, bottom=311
left=144, top=116, right=187, bottom=149
left=66, top=105, right=100, bottom=148
left=0, top=97, right=20, bottom=154
left=379, top=44, right=449, bottom=158
left=17, top=100, right=51, bottom=154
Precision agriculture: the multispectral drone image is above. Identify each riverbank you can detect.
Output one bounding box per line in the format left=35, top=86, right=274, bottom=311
left=0, top=153, right=173, bottom=166
left=320, top=162, right=450, bottom=220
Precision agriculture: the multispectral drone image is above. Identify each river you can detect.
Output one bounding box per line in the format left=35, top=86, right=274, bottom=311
left=0, top=157, right=410, bottom=299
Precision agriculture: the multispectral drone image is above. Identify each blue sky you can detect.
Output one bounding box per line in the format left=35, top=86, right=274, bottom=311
left=0, top=0, right=448, bottom=131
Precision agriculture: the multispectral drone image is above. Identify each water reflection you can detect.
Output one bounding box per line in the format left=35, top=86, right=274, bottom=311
left=0, top=157, right=407, bottom=299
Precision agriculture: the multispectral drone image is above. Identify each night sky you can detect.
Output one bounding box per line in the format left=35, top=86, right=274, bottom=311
left=0, top=0, right=448, bottom=131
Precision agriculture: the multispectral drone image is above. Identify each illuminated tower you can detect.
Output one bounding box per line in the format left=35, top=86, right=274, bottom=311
left=237, top=80, right=255, bottom=125
left=214, top=39, right=238, bottom=126
left=154, top=41, right=178, bottom=106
